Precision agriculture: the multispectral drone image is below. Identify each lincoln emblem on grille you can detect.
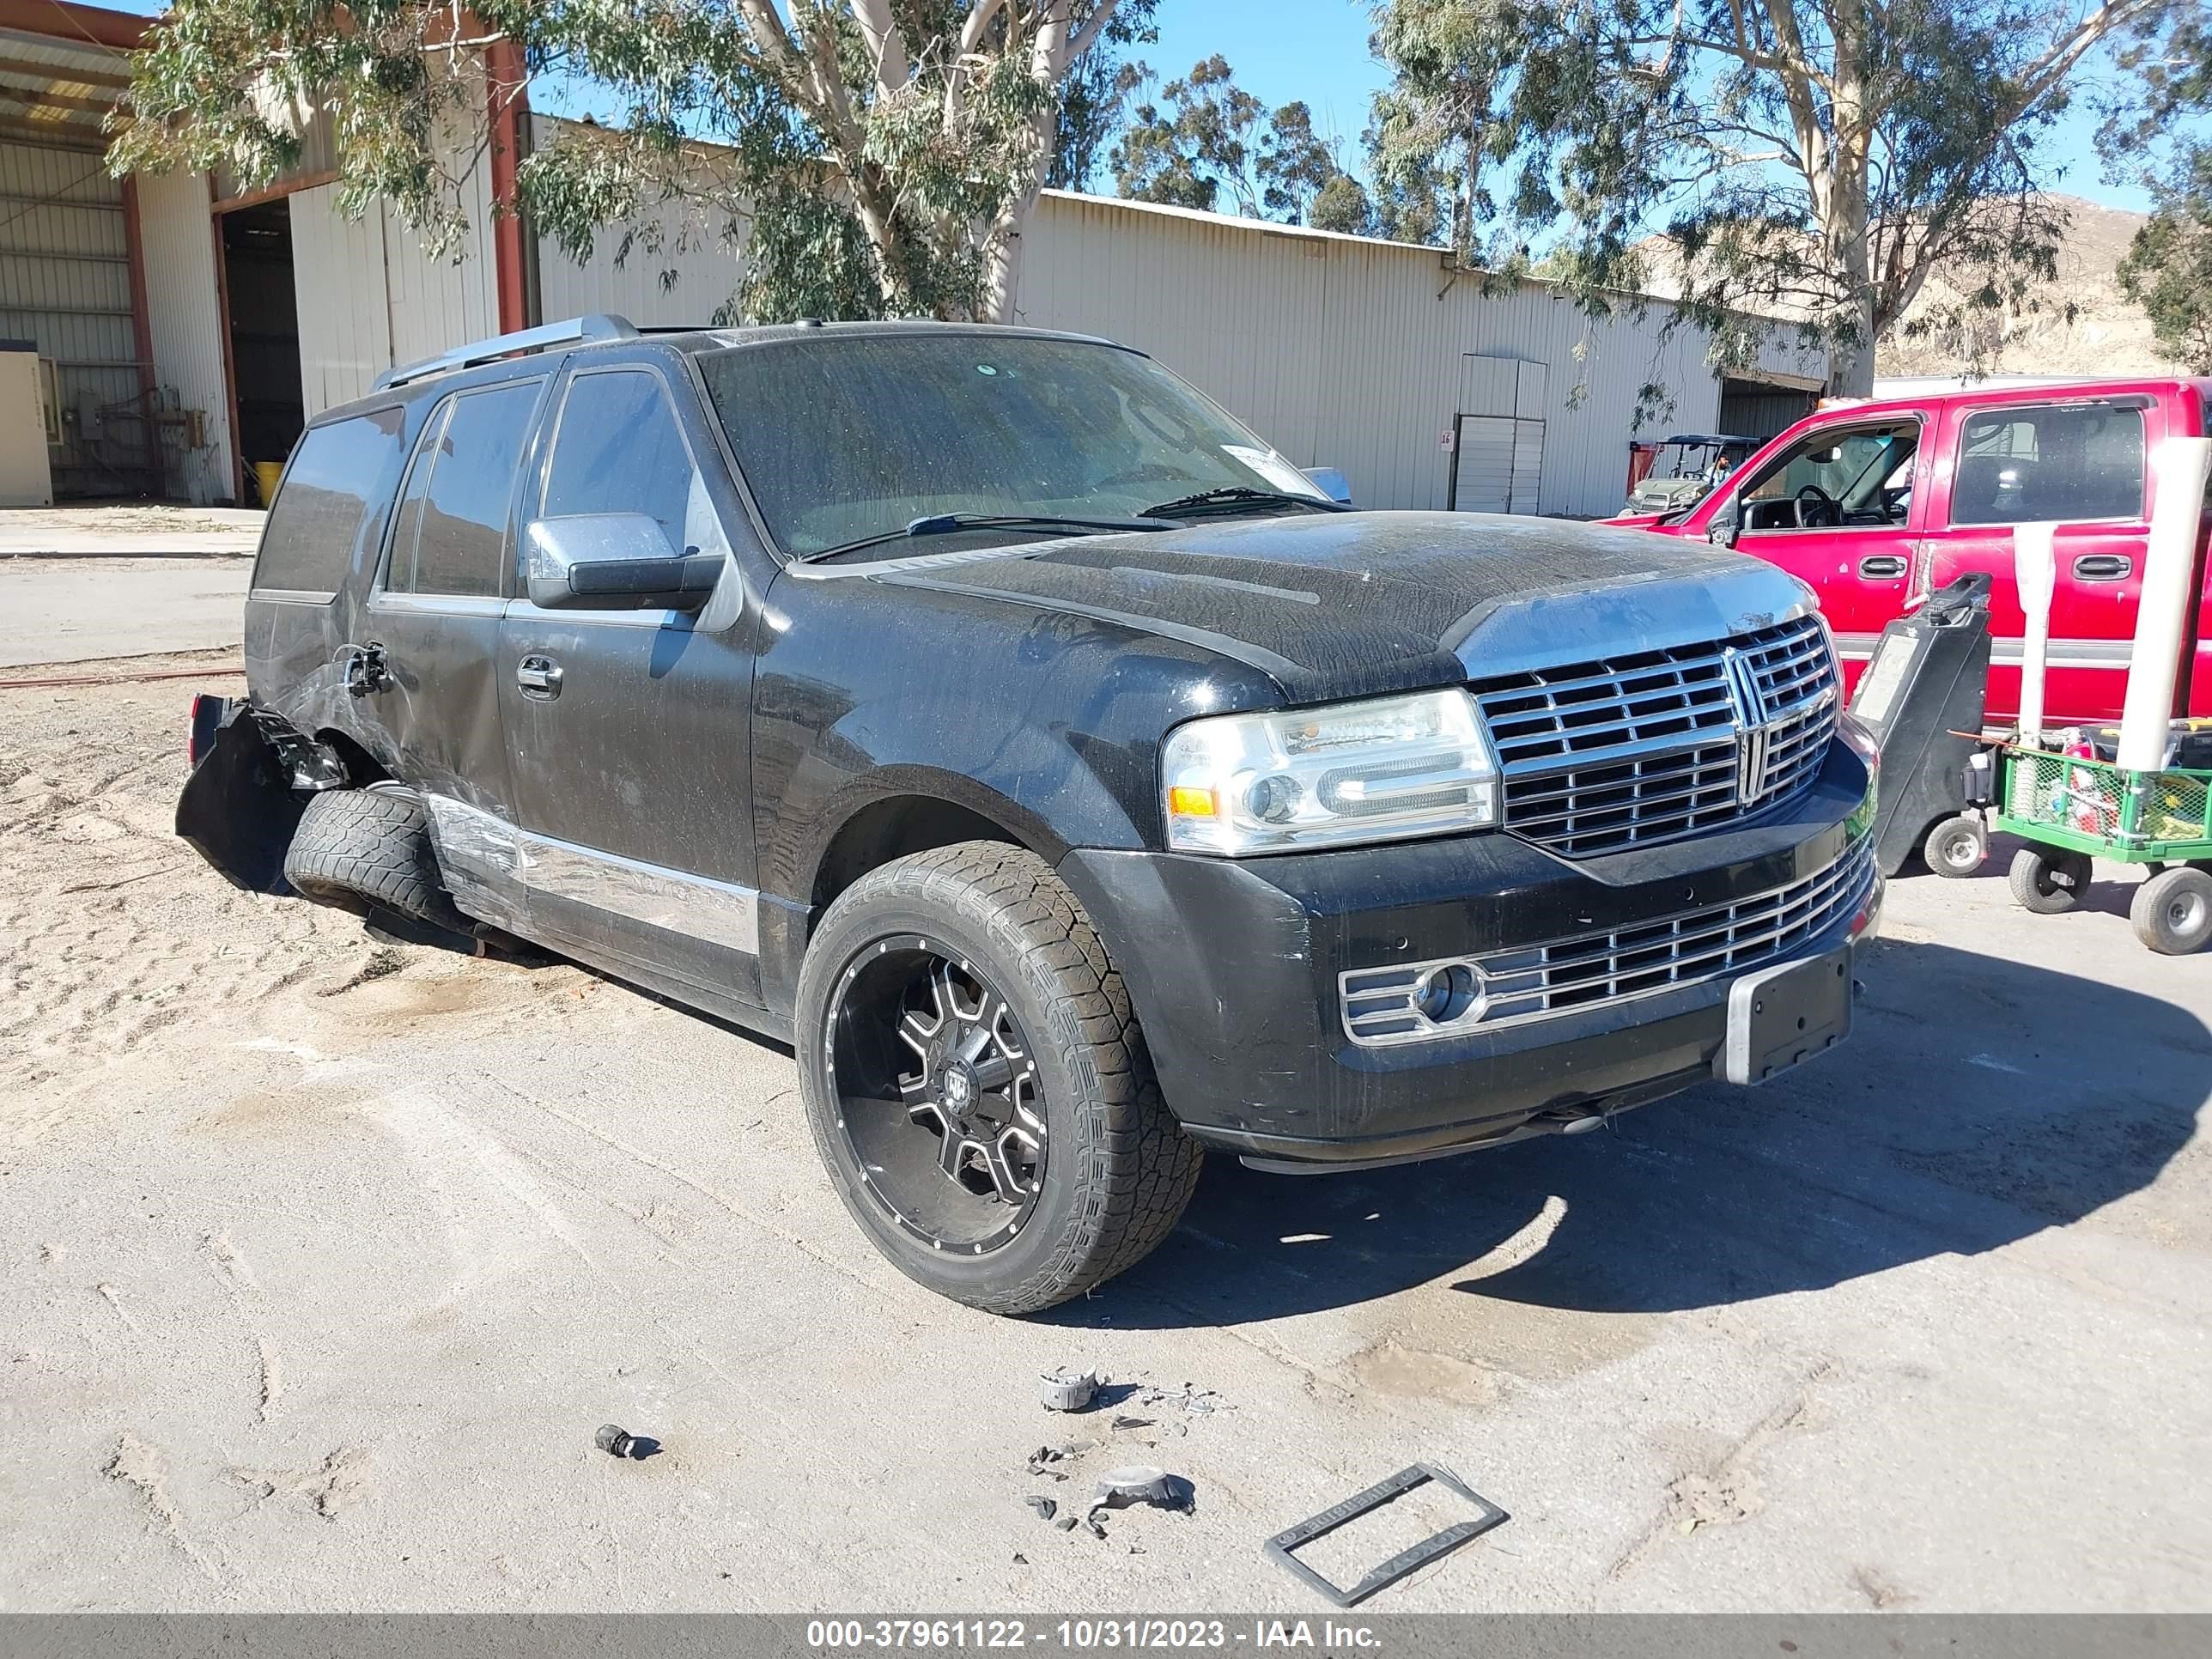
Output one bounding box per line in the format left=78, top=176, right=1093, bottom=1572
left=1721, top=645, right=1777, bottom=805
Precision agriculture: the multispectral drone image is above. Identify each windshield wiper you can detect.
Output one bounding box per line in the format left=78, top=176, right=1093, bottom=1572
left=795, top=512, right=1171, bottom=564
left=1139, top=486, right=1348, bottom=518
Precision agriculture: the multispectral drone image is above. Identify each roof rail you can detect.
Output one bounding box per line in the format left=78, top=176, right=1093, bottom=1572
left=373, top=313, right=639, bottom=391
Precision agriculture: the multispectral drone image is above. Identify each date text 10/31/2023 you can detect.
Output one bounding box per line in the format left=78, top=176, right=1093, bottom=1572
left=804, top=1622, right=1383, bottom=1650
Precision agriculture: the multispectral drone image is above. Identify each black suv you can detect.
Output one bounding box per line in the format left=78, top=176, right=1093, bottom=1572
left=180, top=314, right=1881, bottom=1314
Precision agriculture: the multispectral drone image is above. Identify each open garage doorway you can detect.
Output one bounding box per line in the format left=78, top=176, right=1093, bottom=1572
left=219, top=198, right=304, bottom=507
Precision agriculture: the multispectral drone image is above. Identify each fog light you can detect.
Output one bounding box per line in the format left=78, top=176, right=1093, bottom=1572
left=1412, top=962, right=1481, bottom=1025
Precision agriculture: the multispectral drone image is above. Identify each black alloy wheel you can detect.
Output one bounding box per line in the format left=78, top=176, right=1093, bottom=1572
left=827, top=938, right=1048, bottom=1254
left=793, top=842, right=1204, bottom=1315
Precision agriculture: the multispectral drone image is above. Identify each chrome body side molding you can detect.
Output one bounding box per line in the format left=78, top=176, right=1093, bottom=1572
left=422, top=793, right=759, bottom=957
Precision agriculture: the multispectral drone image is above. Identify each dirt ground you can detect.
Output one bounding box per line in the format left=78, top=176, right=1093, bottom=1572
left=3, top=656, right=2209, bottom=1613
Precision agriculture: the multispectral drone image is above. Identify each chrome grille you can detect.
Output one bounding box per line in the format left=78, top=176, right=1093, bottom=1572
left=1472, top=615, right=1838, bottom=857
left=1339, top=837, right=1875, bottom=1047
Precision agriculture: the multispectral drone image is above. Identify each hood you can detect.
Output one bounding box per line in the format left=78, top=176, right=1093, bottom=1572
left=871, top=509, right=1814, bottom=702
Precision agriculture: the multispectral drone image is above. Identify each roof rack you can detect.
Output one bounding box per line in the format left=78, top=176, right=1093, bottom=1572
left=373, top=313, right=639, bottom=391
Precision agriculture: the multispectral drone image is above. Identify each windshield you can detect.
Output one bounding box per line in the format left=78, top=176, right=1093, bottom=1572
left=698, top=332, right=1327, bottom=557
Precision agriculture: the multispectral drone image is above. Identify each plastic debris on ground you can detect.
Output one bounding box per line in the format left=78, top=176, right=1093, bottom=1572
left=1039, top=1368, right=1098, bottom=1412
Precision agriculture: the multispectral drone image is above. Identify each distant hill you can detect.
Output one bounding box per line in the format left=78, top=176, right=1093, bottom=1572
left=1636, top=194, right=2180, bottom=379
left=1878, top=195, right=2185, bottom=379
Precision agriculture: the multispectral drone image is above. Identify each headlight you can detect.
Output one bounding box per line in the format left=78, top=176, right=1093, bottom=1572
left=1162, top=688, right=1501, bottom=854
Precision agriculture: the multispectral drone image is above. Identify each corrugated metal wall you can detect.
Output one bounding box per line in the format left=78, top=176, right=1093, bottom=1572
left=0, top=137, right=151, bottom=496
left=1017, top=192, right=1828, bottom=518
left=286, top=149, right=499, bottom=420
left=532, top=116, right=742, bottom=326
left=289, top=181, right=391, bottom=413
left=380, top=122, right=500, bottom=368
left=134, top=165, right=233, bottom=505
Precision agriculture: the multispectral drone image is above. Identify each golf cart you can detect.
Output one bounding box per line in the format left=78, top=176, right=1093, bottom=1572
left=1623, top=433, right=1759, bottom=515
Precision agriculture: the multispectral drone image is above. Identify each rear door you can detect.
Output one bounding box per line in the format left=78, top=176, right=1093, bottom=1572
left=496, top=356, right=764, bottom=1006
left=358, top=375, right=544, bottom=818
left=1716, top=412, right=1930, bottom=695
left=1917, top=395, right=2153, bottom=723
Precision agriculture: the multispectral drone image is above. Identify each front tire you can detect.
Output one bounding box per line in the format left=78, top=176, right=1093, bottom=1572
left=795, top=842, right=1202, bottom=1316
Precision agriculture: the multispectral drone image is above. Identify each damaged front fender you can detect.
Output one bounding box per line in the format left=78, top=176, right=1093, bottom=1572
left=174, top=702, right=348, bottom=893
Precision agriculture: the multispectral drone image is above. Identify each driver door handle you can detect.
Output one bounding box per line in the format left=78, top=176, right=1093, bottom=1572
left=2073, top=554, right=2131, bottom=581
left=1859, top=555, right=1907, bottom=579
left=516, top=653, right=563, bottom=699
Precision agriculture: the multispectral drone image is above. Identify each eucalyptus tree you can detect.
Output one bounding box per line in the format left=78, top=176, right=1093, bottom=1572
left=1365, top=0, right=2188, bottom=392
left=113, top=0, right=1153, bottom=324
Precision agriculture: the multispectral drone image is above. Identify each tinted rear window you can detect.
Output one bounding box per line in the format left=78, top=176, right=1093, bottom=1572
left=386, top=380, right=540, bottom=598
left=253, top=409, right=407, bottom=594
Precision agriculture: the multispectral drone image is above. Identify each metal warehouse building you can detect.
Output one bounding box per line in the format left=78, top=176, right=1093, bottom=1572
left=2, top=0, right=1826, bottom=514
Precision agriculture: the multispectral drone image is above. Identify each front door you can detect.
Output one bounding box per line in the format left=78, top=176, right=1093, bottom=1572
left=1723, top=414, right=1929, bottom=697
left=1917, top=396, right=2154, bottom=724
left=496, top=358, right=763, bottom=1006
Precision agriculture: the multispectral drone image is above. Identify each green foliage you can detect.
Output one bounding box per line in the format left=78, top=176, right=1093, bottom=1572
left=1109, top=56, right=1366, bottom=226
left=115, top=0, right=1150, bottom=325
left=1310, top=170, right=1378, bottom=234
left=1362, top=0, right=2179, bottom=392
left=2103, top=6, right=2212, bottom=370
left=1049, top=5, right=1157, bottom=191
left=2118, top=150, right=2212, bottom=371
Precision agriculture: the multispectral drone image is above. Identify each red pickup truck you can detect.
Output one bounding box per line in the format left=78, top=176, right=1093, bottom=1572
left=1610, top=378, right=2212, bottom=726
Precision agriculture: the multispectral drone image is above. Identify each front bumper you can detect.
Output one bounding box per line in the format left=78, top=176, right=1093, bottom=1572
left=1058, top=744, right=1877, bottom=1171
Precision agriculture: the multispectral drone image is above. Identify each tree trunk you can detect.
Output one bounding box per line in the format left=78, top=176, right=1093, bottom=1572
left=979, top=205, right=1029, bottom=323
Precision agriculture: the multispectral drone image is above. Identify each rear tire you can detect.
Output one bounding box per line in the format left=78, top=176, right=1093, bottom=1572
left=2131, top=866, right=2212, bottom=955
left=283, top=784, right=467, bottom=933
left=795, top=842, right=1202, bottom=1316
left=2008, top=845, right=2093, bottom=915
left=1922, top=814, right=1987, bottom=878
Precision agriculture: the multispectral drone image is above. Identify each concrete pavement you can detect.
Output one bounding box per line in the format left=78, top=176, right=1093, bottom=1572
left=0, top=666, right=2207, bottom=1613
left=0, top=558, right=250, bottom=669
left=0, top=506, right=262, bottom=560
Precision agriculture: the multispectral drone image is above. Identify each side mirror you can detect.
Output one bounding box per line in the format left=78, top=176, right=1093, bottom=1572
left=524, top=514, right=721, bottom=611
left=1302, top=465, right=1353, bottom=505
left=1705, top=503, right=1742, bottom=549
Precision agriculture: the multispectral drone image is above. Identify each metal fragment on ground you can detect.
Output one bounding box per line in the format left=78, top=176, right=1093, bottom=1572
left=1024, top=1495, right=1057, bottom=1521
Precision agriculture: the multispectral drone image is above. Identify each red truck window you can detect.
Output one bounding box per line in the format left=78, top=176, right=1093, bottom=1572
left=1950, top=404, right=2145, bottom=526
left=1738, top=422, right=1917, bottom=532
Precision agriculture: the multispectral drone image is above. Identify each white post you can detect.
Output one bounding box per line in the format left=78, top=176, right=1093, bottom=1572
left=2013, top=520, right=2057, bottom=747
left=2116, top=435, right=2212, bottom=771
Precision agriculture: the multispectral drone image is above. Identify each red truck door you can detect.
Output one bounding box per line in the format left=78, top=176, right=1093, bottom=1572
left=1698, top=410, right=1930, bottom=697
left=1916, top=394, right=2156, bottom=725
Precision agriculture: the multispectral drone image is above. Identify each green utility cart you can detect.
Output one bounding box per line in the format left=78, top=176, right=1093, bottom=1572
left=1996, top=745, right=2212, bottom=954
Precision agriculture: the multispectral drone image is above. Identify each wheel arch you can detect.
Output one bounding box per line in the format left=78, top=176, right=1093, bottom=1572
left=805, top=773, right=1070, bottom=915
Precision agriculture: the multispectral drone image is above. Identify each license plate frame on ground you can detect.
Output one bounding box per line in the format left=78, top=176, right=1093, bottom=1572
left=1717, top=944, right=1854, bottom=1085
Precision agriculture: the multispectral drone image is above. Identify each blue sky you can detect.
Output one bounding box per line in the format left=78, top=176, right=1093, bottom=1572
left=100, top=0, right=2155, bottom=212
left=1144, top=0, right=2153, bottom=213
